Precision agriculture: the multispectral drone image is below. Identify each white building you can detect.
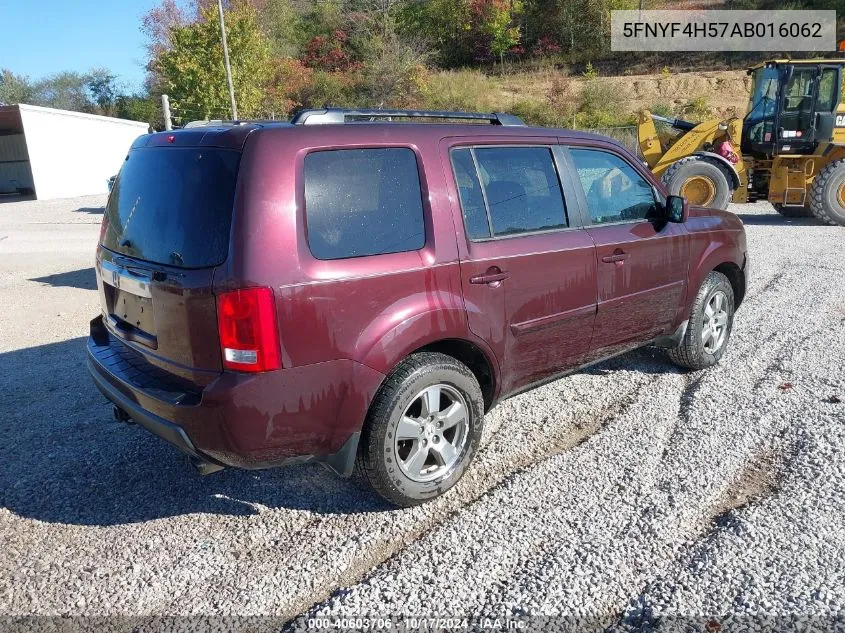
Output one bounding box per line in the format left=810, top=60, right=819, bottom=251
left=0, top=104, right=149, bottom=200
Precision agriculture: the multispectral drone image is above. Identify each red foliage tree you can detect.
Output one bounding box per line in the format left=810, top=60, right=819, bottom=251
left=302, top=30, right=362, bottom=72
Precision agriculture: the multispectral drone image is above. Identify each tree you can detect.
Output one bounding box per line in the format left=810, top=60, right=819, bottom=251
left=523, top=0, right=637, bottom=61
left=472, top=0, right=522, bottom=65
left=141, top=0, right=189, bottom=55
left=398, top=0, right=474, bottom=66
left=87, top=68, right=120, bottom=116
left=116, top=94, right=164, bottom=128
left=0, top=70, right=35, bottom=105
left=258, top=0, right=305, bottom=58
left=303, top=30, right=361, bottom=72
left=1, top=67, right=124, bottom=115
left=262, top=57, right=313, bottom=116
left=350, top=1, right=430, bottom=106
left=31, top=72, right=92, bottom=111
left=153, top=2, right=271, bottom=121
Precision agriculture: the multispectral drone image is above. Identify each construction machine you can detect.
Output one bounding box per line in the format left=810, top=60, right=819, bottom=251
left=638, top=59, right=845, bottom=226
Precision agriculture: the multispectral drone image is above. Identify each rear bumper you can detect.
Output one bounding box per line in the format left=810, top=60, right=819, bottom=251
left=86, top=315, right=384, bottom=475
left=87, top=355, right=223, bottom=473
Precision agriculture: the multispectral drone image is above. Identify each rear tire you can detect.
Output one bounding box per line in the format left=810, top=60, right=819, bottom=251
left=668, top=271, right=735, bottom=370
left=355, top=352, right=484, bottom=507
left=809, top=158, right=845, bottom=226
left=773, top=203, right=813, bottom=218
left=661, top=156, right=734, bottom=210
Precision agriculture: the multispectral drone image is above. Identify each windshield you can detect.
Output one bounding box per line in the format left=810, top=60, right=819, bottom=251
left=102, top=147, right=240, bottom=269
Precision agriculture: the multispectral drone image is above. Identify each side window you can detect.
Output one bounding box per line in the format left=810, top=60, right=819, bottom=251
left=304, top=148, right=425, bottom=260
left=818, top=68, right=839, bottom=112
left=569, top=148, right=658, bottom=225
left=451, top=148, right=491, bottom=240
left=475, top=147, right=567, bottom=236
left=450, top=146, right=567, bottom=239
left=782, top=68, right=816, bottom=113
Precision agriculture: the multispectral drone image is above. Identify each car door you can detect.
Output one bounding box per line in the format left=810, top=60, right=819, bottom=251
left=443, top=139, right=597, bottom=396
left=777, top=65, right=822, bottom=154
left=562, top=144, right=689, bottom=360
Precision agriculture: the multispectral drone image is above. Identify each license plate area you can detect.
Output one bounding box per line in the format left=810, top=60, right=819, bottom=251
left=101, top=261, right=158, bottom=348
left=110, top=288, right=156, bottom=335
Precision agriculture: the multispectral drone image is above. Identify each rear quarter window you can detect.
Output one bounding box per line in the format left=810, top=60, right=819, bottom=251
left=303, top=148, right=426, bottom=260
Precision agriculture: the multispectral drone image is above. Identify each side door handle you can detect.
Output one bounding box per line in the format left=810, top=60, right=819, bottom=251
left=470, top=267, right=510, bottom=286
left=601, top=251, right=628, bottom=264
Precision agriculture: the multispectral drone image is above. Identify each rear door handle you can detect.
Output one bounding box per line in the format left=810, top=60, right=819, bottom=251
left=470, top=270, right=510, bottom=285
left=601, top=253, right=628, bottom=263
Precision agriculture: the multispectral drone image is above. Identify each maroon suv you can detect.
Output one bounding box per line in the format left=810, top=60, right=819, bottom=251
left=88, top=109, right=748, bottom=506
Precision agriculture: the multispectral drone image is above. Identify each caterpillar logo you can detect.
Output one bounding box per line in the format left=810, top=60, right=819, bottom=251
left=837, top=114, right=845, bottom=127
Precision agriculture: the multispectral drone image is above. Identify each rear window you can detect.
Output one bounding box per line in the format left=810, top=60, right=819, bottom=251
left=102, top=147, right=240, bottom=268
left=304, top=148, right=426, bottom=260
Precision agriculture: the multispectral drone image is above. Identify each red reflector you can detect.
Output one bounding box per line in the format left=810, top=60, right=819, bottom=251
left=216, top=287, right=281, bottom=372
left=167, top=135, right=175, bottom=143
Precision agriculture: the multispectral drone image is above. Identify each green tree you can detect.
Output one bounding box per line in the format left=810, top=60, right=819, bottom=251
left=0, top=69, right=35, bottom=105
left=398, top=0, right=474, bottom=66
left=350, top=1, right=430, bottom=106
left=523, top=0, right=637, bottom=61
left=476, top=0, right=522, bottom=65
left=87, top=68, right=120, bottom=115
left=153, top=2, right=271, bottom=122
left=32, top=71, right=92, bottom=111
left=116, top=94, right=164, bottom=129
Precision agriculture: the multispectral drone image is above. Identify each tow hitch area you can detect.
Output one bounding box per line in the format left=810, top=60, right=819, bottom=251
left=113, top=405, right=133, bottom=424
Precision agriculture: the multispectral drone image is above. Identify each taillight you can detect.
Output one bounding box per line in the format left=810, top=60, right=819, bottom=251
left=216, top=287, right=281, bottom=372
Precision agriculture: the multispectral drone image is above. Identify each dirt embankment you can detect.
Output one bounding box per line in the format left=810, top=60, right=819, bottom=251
left=498, top=69, right=753, bottom=119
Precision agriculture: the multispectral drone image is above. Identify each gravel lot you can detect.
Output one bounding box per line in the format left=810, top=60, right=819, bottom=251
left=1, top=195, right=843, bottom=632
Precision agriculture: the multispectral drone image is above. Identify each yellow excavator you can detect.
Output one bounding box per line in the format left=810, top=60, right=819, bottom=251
left=638, top=59, right=845, bottom=226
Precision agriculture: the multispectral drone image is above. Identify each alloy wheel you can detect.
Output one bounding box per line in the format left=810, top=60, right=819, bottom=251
left=702, top=290, right=729, bottom=354
left=394, top=384, right=469, bottom=483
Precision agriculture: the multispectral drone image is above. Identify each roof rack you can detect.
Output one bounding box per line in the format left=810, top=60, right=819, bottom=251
left=182, top=119, right=258, bottom=128
left=289, top=108, right=525, bottom=127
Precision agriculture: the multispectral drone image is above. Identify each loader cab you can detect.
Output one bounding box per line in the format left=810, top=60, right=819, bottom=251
left=742, top=61, right=844, bottom=158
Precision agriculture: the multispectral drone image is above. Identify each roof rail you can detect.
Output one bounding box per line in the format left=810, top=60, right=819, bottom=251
left=290, top=108, right=525, bottom=127
left=182, top=119, right=263, bottom=128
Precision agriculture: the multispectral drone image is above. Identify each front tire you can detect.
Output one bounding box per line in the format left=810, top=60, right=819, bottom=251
left=661, top=156, right=734, bottom=210
left=355, top=352, right=484, bottom=507
left=668, top=271, right=735, bottom=370
left=809, top=158, right=845, bottom=226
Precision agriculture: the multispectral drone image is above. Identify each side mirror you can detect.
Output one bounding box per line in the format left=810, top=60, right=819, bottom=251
left=665, top=195, right=686, bottom=223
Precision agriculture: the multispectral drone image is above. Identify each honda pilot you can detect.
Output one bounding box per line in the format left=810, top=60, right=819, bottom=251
left=88, top=108, right=748, bottom=507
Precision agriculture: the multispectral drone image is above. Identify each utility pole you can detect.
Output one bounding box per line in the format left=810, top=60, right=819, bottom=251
left=218, top=0, right=238, bottom=120
left=161, top=94, right=172, bottom=131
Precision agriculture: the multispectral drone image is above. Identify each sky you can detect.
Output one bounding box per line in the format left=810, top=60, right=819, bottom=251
left=0, top=0, right=163, bottom=93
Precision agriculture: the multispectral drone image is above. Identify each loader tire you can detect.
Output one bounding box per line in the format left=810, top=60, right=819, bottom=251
left=809, top=158, right=845, bottom=227
left=661, top=156, right=734, bottom=210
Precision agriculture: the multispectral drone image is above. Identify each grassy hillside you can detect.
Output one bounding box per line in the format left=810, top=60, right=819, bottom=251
left=421, top=68, right=752, bottom=132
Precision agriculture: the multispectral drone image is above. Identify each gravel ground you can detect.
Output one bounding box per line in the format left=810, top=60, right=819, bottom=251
left=0, top=196, right=843, bottom=632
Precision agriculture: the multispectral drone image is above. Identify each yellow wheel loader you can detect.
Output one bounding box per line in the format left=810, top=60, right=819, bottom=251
left=638, top=60, right=845, bottom=226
